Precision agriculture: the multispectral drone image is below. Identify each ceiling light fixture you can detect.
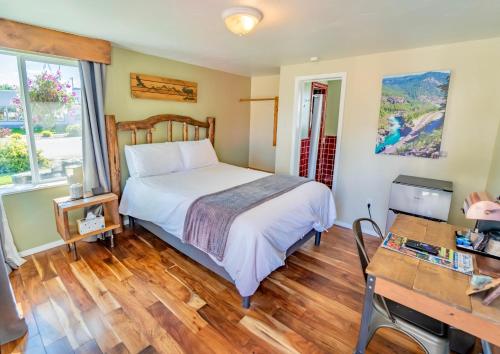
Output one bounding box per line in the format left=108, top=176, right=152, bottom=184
left=222, top=6, right=263, bottom=36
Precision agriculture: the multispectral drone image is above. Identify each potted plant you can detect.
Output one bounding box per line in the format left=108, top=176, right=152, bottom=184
left=13, top=69, right=76, bottom=130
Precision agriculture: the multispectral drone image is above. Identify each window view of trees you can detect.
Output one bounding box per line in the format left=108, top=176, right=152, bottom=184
left=0, top=52, right=82, bottom=186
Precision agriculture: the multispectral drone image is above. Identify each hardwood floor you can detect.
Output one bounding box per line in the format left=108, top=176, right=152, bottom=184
left=2, top=225, right=427, bottom=354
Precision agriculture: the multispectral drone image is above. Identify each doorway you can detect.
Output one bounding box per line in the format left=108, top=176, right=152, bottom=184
left=294, top=73, right=346, bottom=194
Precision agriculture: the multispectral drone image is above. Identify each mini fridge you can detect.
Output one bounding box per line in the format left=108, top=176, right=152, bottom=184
left=386, top=175, right=453, bottom=234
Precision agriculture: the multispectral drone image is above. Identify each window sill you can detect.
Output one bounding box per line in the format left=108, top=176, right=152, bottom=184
left=0, top=180, right=68, bottom=196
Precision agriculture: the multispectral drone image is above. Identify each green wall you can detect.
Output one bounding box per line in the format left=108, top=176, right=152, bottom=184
left=299, top=80, right=341, bottom=139
left=106, top=47, right=251, bottom=186
left=3, top=185, right=68, bottom=251
left=5, top=46, right=251, bottom=252
left=324, top=80, right=341, bottom=136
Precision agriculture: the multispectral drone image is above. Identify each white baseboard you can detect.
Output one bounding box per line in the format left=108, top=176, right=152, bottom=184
left=17, top=219, right=373, bottom=257
left=334, top=220, right=379, bottom=237
left=19, top=239, right=65, bottom=257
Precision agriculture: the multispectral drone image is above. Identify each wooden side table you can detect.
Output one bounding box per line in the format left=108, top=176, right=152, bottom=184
left=53, top=193, right=122, bottom=259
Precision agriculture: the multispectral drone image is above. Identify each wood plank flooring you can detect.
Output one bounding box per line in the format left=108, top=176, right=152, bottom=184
left=2, top=225, right=428, bottom=354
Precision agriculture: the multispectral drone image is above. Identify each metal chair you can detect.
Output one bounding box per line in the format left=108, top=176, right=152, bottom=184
left=352, top=218, right=449, bottom=354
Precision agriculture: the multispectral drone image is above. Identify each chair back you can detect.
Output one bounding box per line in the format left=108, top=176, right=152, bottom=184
left=352, top=218, right=384, bottom=281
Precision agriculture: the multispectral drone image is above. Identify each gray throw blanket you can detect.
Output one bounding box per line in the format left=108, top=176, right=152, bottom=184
left=183, top=175, right=310, bottom=261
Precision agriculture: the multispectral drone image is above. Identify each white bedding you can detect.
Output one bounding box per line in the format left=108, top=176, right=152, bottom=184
left=119, top=163, right=336, bottom=296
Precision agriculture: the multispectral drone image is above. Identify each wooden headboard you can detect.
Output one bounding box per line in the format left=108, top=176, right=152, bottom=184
left=105, top=114, right=215, bottom=198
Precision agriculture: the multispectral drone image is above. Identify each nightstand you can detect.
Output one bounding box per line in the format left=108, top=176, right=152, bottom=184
left=53, top=193, right=122, bottom=259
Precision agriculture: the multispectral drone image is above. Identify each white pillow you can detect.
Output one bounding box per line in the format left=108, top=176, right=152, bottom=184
left=124, top=142, right=184, bottom=178
left=178, top=139, right=219, bottom=170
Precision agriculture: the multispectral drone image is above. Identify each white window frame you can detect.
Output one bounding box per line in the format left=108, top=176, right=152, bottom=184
left=0, top=49, right=81, bottom=186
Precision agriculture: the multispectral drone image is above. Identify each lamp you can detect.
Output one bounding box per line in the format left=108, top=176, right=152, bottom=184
left=463, top=192, right=500, bottom=221
left=222, top=7, right=263, bottom=36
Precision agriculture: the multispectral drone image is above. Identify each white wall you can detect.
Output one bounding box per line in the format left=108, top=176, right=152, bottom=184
left=486, top=120, right=500, bottom=198
left=248, top=75, right=280, bottom=172
left=275, top=37, right=500, bottom=230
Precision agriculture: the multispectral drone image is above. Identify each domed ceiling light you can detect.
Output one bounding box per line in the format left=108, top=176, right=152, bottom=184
left=222, top=6, right=263, bottom=36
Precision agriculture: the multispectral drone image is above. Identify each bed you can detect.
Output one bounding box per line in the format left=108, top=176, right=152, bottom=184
left=105, top=114, right=336, bottom=307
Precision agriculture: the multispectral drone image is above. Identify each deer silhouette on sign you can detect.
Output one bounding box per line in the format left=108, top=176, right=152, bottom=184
left=134, top=74, right=196, bottom=101
left=182, top=87, right=195, bottom=100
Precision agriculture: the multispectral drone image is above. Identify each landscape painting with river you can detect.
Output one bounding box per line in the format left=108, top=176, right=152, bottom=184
left=375, top=70, right=450, bottom=158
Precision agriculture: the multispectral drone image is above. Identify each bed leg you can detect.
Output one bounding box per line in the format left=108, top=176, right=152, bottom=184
left=129, top=216, right=135, bottom=230
left=242, top=296, right=251, bottom=309
left=315, top=231, right=322, bottom=246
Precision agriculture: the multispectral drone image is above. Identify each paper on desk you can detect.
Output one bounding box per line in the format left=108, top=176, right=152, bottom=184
left=382, top=232, right=474, bottom=275
left=467, top=276, right=500, bottom=296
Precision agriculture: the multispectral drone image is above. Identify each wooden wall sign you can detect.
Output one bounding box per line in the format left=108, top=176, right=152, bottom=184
left=130, top=73, right=198, bottom=103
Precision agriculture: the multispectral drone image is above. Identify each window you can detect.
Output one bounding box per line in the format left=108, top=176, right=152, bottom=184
left=0, top=51, right=82, bottom=187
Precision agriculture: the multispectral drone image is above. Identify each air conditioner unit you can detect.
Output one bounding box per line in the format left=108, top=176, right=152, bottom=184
left=386, top=175, right=453, bottom=234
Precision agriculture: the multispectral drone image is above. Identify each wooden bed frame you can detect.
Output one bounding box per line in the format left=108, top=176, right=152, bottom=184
left=105, top=113, right=321, bottom=308
left=105, top=114, right=215, bottom=198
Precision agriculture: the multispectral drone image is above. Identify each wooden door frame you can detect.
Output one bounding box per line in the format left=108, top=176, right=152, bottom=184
left=307, top=82, right=329, bottom=139
left=305, top=82, right=328, bottom=180
left=291, top=72, right=347, bottom=197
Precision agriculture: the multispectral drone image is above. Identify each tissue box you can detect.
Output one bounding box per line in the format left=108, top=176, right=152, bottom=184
left=77, top=215, right=105, bottom=235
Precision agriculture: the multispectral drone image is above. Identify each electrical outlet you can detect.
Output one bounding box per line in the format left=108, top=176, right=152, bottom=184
left=366, top=199, right=373, bottom=219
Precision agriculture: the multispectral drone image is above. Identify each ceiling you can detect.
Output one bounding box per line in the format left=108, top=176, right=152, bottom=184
left=2, top=0, right=500, bottom=76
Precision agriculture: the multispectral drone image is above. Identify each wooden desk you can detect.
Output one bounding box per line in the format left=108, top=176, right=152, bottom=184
left=355, top=214, right=500, bottom=353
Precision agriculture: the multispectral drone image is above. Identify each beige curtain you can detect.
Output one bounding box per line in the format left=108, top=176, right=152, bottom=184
left=0, top=195, right=25, bottom=271
left=0, top=195, right=27, bottom=344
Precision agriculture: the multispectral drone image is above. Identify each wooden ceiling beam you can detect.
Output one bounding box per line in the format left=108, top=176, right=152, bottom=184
left=0, top=18, right=111, bottom=64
